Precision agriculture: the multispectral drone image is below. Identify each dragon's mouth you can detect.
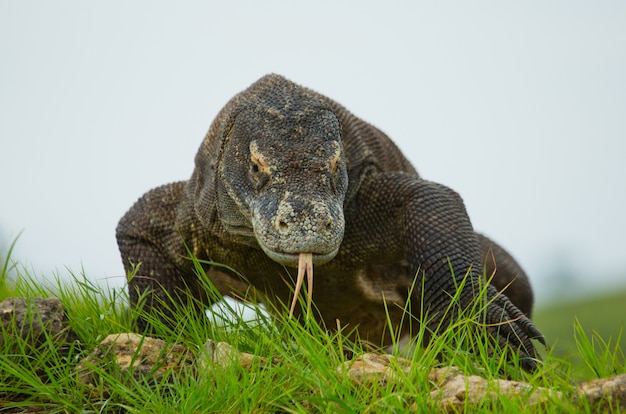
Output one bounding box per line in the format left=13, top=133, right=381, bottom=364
left=264, top=249, right=337, bottom=267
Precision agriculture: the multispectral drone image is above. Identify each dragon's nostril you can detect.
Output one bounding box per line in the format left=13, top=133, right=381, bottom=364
left=325, top=218, right=333, bottom=231
left=278, top=219, right=288, bottom=230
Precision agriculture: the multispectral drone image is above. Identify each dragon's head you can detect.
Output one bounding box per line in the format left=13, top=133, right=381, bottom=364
left=215, top=79, right=349, bottom=270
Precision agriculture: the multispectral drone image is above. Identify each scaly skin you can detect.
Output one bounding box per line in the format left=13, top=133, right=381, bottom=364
left=116, top=74, right=543, bottom=370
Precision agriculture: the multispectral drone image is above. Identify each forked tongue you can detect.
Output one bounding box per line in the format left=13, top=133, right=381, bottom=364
left=289, top=252, right=313, bottom=318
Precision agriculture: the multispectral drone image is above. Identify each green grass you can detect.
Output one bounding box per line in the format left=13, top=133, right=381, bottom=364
left=534, top=290, right=626, bottom=379
left=1, top=245, right=625, bottom=413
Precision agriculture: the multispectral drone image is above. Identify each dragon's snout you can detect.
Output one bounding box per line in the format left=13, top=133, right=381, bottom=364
left=273, top=197, right=337, bottom=236
left=252, top=194, right=345, bottom=267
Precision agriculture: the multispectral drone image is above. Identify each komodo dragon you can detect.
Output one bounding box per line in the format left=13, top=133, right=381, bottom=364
left=116, top=74, right=543, bottom=370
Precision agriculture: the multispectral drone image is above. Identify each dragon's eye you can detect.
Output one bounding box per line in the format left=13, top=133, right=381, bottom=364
left=249, top=141, right=271, bottom=189
left=330, top=155, right=339, bottom=175
left=250, top=152, right=269, bottom=177
left=329, top=141, right=342, bottom=174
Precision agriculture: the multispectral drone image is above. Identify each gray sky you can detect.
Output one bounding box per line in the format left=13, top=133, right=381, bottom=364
left=1, top=1, right=625, bottom=305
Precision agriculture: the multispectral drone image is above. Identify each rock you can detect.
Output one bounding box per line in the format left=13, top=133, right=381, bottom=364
left=577, top=373, right=626, bottom=411
left=428, top=367, right=559, bottom=412
left=0, top=297, right=78, bottom=348
left=75, top=333, right=192, bottom=385
left=199, top=339, right=274, bottom=371
left=76, top=335, right=276, bottom=391
left=339, top=353, right=558, bottom=411
left=338, top=352, right=412, bottom=385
